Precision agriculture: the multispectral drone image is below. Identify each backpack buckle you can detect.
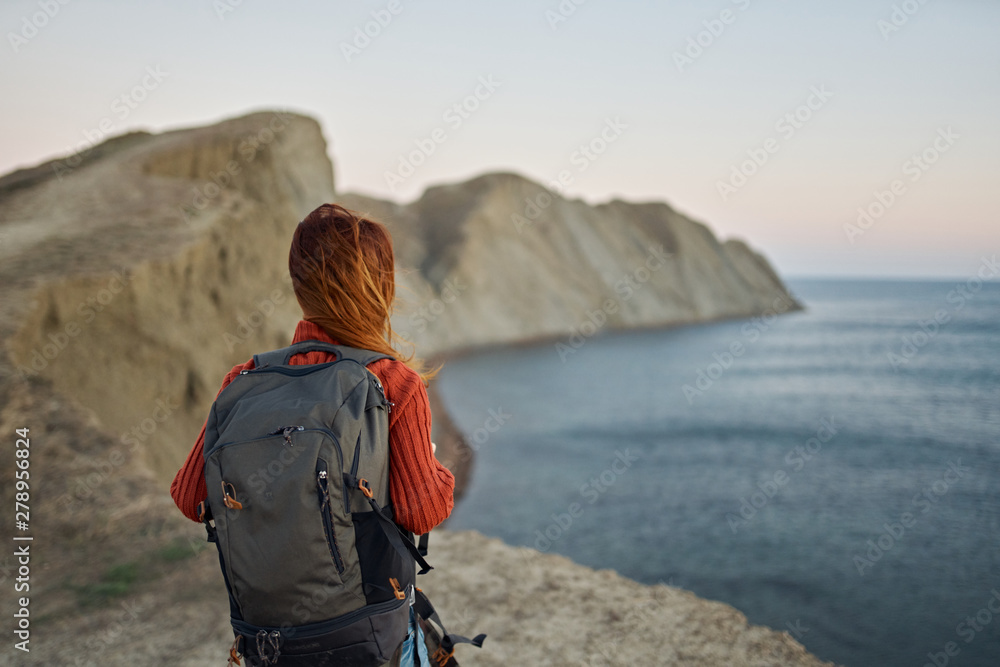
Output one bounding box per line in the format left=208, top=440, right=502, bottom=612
left=222, top=481, right=244, bottom=510
left=227, top=636, right=243, bottom=666
left=389, top=577, right=406, bottom=600
left=357, top=478, right=374, bottom=499
left=432, top=646, right=455, bottom=666
left=197, top=501, right=218, bottom=542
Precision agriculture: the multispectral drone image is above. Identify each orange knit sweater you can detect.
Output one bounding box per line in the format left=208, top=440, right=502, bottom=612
left=169, top=320, right=455, bottom=535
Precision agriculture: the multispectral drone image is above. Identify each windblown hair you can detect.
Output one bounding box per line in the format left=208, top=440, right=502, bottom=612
left=289, top=203, right=431, bottom=381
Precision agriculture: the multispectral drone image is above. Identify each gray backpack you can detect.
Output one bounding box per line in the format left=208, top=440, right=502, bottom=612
left=198, top=340, right=432, bottom=666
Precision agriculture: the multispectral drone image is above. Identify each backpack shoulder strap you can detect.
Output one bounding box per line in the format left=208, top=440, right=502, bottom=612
left=252, top=340, right=392, bottom=369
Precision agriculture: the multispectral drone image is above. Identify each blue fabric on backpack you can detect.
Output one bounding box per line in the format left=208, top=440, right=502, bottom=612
left=400, top=605, right=430, bottom=666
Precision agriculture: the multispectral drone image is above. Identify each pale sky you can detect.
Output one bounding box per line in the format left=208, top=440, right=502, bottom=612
left=2, top=0, right=997, bottom=278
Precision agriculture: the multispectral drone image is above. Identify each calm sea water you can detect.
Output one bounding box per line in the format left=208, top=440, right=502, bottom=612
left=437, top=278, right=1000, bottom=667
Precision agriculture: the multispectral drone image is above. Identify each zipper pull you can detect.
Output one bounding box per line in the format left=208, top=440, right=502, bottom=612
left=371, top=376, right=391, bottom=412
left=240, top=363, right=270, bottom=375
left=222, top=481, right=243, bottom=510
left=268, top=425, right=304, bottom=444
left=317, top=470, right=330, bottom=508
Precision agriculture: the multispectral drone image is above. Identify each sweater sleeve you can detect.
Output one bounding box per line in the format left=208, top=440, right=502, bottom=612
left=370, top=358, right=455, bottom=535
left=169, top=361, right=253, bottom=522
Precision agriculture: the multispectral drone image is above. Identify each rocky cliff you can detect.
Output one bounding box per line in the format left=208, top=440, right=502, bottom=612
left=340, top=173, right=798, bottom=358
left=0, top=111, right=825, bottom=666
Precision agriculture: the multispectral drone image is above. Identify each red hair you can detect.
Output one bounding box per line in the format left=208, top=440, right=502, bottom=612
left=289, top=203, right=431, bottom=381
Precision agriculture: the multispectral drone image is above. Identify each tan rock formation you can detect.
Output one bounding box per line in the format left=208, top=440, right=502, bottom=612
left=339, top=174, right=798, bottom=359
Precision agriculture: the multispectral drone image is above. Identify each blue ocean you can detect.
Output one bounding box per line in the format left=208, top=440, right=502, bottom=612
left=437, top=278, right=1000, bottom=667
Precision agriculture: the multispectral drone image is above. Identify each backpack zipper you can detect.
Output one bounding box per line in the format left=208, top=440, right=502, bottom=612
left=370, top=374, right=394, bottom=414
left=239, top=361, right=339, bottom=376
left=345, top=435, right=363, bottom=515
left=205, top=431, right=287, bottom=459
left=230, top=594, right=407, bottom=638
left=209, top=428, right=343, bottom=473
left=316, top=459, right=346, bottom=574
left=268, top=425, right=304, bottom=445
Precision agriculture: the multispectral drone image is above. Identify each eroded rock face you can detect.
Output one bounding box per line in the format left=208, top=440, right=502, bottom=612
left=1, top=111, right=333, bottom=478
left=342, top=173, right=799, bottom=358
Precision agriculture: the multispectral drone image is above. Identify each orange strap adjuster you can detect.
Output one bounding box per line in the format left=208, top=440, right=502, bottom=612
left=222, top=481, right=243, bottom=510
left=433, top=646, right=455, bottom=666
left=227, top=636, right=243, bottom=666
left=389, top=577, right=406, bottom=600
